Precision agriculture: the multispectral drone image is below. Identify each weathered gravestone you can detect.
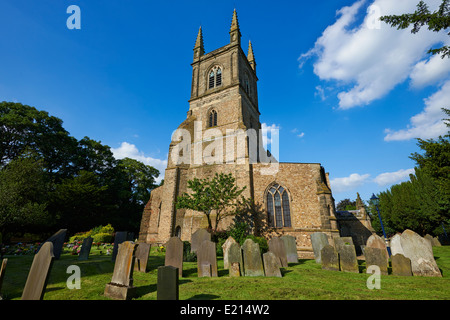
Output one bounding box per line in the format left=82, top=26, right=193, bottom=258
left=390, top=234, right=404, bottom=256
left=227, top=242, right=244, bottom=276
left=311, top=232, right=329, bottom=264
left=21, top=242, right=54, bottom=300
left=134, top=242, right=151, bottom=273
left=391, top=253, right=412, bottom=277
left=281, top=235, right=298, bottom=263
left=242, top=239, right=265, bottom=276
left=425, top=234, right=442, bottom=247
left=222, top=236, right=238, bottom=269
left=263, top=252, right=282, bottom=277
left=400, top=229, right=441, bottom=277
left=364, top=247, right=388, bottom=275
left=366, top=234, right=389, bottom=260
left=165, top=237, right=184, bottom=277
left=197, top=240, right=217, bottom=277
left=39, top=229, right=67, bottom=260
left=104, top=241, right=138, bottom=300
left=320, top=245, right=339, bottom=271
left=229, top=262, right=241, bottom=277
left=157, top=266, right=179, bottom=300
left=339, top=244, right=359, bottom=273
left=191, top=228, right=211, bottom=253
left=78, top=236, right=93, bottom=261
left=0, top=259, right=7, bottom=299
left=268, top=237, right=288, bottom=267
left=111, top=231, right=128, bottom=262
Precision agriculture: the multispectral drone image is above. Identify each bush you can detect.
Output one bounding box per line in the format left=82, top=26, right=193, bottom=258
left=69, top=231, right=91, bottom=243
left=92, top=233, right=114, bottom=243
left=245, top=235, right=268, bottom=254
left=183, top=241, right=197, bottom=262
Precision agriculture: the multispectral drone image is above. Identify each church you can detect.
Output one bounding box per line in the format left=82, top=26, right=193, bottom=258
left=138, top=10, right=368, bottom=258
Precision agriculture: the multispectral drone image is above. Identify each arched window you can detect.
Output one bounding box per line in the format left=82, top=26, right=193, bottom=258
left=208, top=66, right=222, bottom=89
left=266, top=183, right=291, bottom=228
left=208, top=109, right=217, bottom=127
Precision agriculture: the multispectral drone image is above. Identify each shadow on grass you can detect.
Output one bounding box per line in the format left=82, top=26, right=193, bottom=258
left=186, top=294, right=221, bottom=300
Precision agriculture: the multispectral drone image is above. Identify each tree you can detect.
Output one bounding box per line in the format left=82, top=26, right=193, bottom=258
left=336, top=198, right=357, bottom=211
left=175, top=173, right=246, bottom=233
left=380, top=0, right=450, bottom=58
left=0, top=156, right=51, bottom=241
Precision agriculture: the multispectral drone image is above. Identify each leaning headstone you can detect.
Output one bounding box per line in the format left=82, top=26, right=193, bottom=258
left=227, top=242, right=244, bottom=276
left=281, top=235, right=298, bottom=263
left=400, top=229, right=441, bottom=277
left=338, top=244, right=359, bottom=273
left=78, top=236, right=93, bottom=261
left=263, top=252, right=282, bottom=277
left=157, top=266, right=179, bottom=300
left=21, top=242, right=55, bottom=300
left=134, top=242, right=151, bottom=272
left=242, top=239, right=265, bottom=276
left=364, top=247, right=388, bottom=275
left=39, top=229, right=67, bottom=260
left=311, top=232, right=329, bottom=264
left=0, top=259, right=7, bottom=299
left=111, top=231, right=128, bottom=262
left=222, top=236, right=238, bottom=269
left=390, top=234, right=404, bottom=256
left=366, top=234, right=389, bottom=260
left=104, top=241, right=138, bottom=300
left=268, top=237, right=288, bottom=267
left=321, top=245, right=339, bottom=271
left=197, top=240, right=217, bottom=277
left=191, top=228, right=211, bottom=253
left=333, top=237, right=354, bottom=253
left=165, top=237, right=184, bottom=277
left=391, top=254, right=413, bottom=277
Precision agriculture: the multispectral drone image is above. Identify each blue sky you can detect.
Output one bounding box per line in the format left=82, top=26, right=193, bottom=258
left=1, top=0, right=449, bottom=204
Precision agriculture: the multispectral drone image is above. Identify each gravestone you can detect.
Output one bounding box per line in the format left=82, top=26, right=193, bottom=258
left=222, top=236, right=238, bottom=269
left=165, top=237, right=184, bottom=277
left=366, top=234, right=389, bottom=260
left=229, top=262, right=241, bottom=277
left=241, top=239, right=264, bottom=276
left=197, top=240, right=217, bottom=277
left=157, top=266, right=179, bottom=300
left=390, top=234, right=404, bottom=256
left=268, top=237, right=288, bottom=267
left=40, top=229, right=67, bottom=260
left=191, top=228, right=211, bottom=253
left=111, top=231, right=128, bottom=262
left=432, top=237, right=442, bottom=247
left=320, top=245, right=339, bottom=271
left=400, top=229, right=441, bottom=277
left=338, top=244, right=359, bottom=273
left=78, top=236, right=93, bottom=261
left=263, top=252, right=282, bottom=277
left=333, top=237, right=354, bottom=253
left=104, top=241, right=138, bottom=300
left=0, top=259, right=7, bottom=299
left=227, top=242, right=244, bottom=276
left=364, top=247, right=388, bottom=275
left=391, top=253, right=413, bottom=277
left=134, top=242, right=151, bottom=273
left=311, top=232, right=329, bottom=264
left=200, top=263, right=212, bottom=277
left=281, top=235, right=298, bottom=263
left=21, top=242, right=55, bottom=300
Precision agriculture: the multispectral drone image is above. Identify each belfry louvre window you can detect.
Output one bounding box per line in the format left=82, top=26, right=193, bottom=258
left=266, top=184, right=292, bottom=228
left=208, top=66, right=222, bottom=89
left=208, top=110, right=217, bottom=127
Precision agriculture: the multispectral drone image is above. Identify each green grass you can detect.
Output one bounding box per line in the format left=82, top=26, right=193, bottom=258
left=2, top=246, right=450, bottom=300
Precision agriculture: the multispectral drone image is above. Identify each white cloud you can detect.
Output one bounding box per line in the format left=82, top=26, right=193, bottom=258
left=330, top=173, right=371, bottom=193
left=410, top=54, right=450, bottom=88
left=373, top=168, right=415, bottom=186
left=111, top=142, right=167, bottom=183
left=297, top=132, right=305, bottom=138
left=384, top=80, right=450, bottom=141
left=299, top=0, right=449, bottom=110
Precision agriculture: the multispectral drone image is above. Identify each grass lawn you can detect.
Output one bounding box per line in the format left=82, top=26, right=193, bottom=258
left=1, top=245, right=449, bottom=300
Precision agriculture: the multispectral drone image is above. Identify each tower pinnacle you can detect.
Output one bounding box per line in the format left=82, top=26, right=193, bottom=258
left=193, top=26, right=205, bottom=60
left=247, top=40, right=256, bottom=71
left=229, top=9, right=241, bottom=45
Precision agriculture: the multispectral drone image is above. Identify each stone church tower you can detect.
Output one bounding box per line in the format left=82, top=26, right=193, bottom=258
left=138, top=10, right=341, bottom=258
